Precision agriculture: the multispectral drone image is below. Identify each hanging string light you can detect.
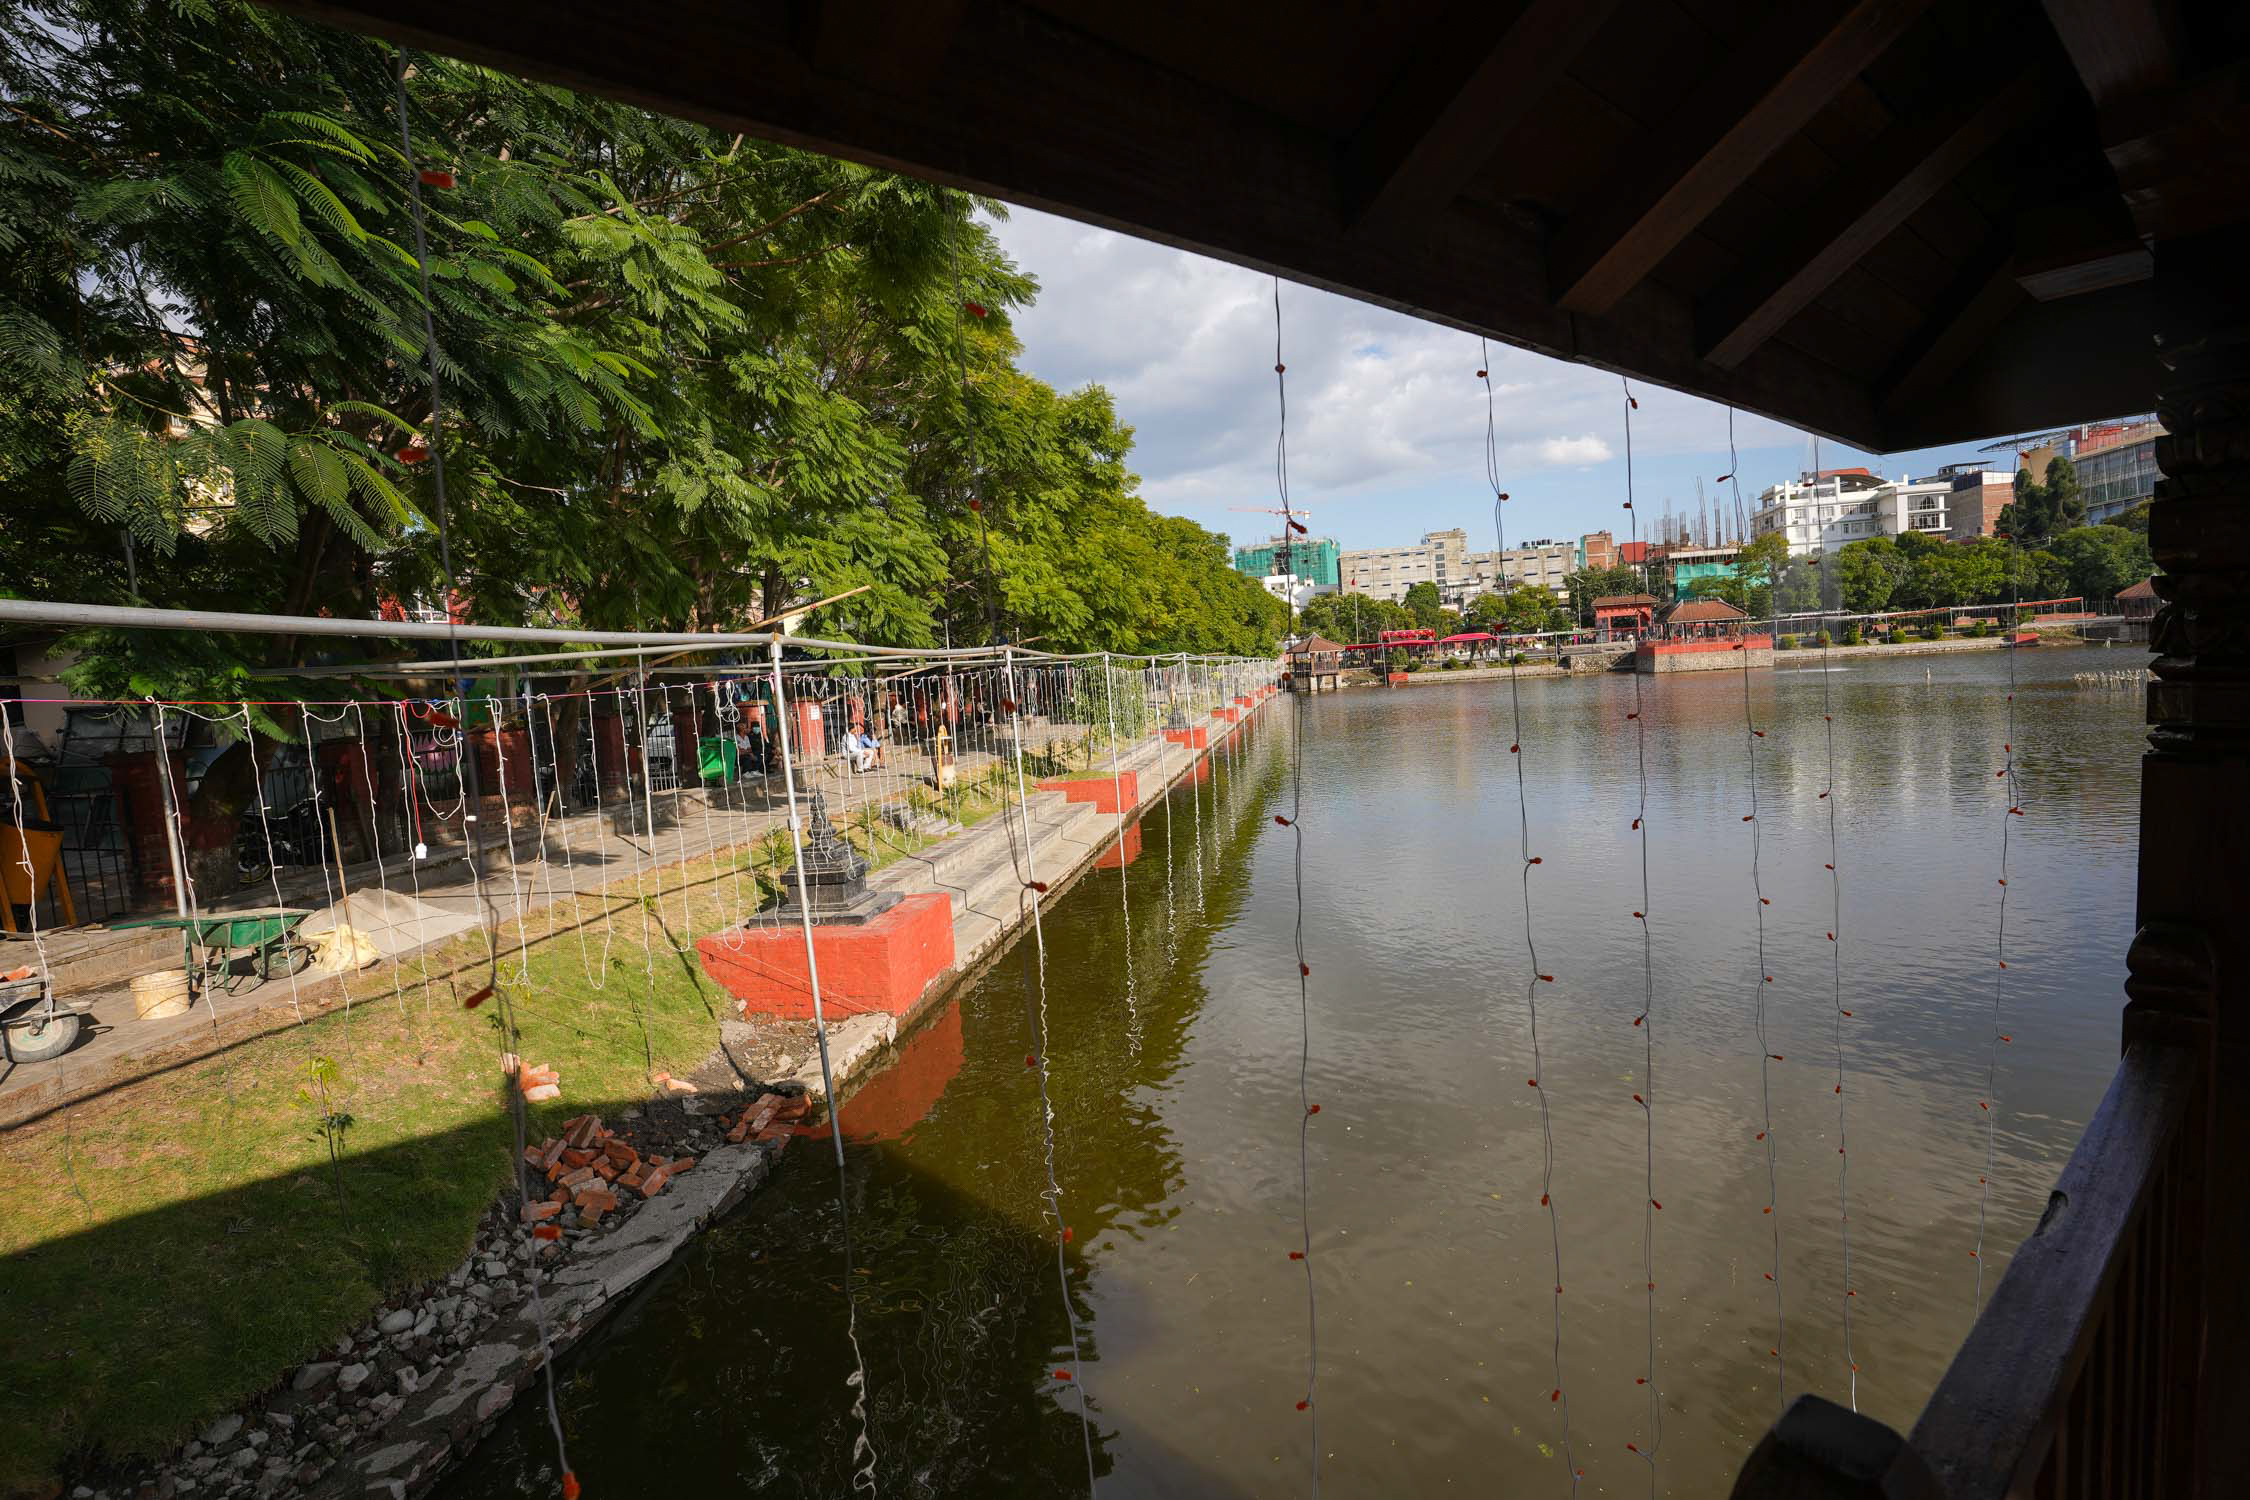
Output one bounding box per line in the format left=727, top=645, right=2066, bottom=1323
left=1809, top=478, right=1860, bottom=1408
left=1485, top=341, right=1580, bottom=1495
left=3, top=706, right=95, bottom=1223
left=1099, top=653, right=1139, bottom=1041
left=1970, top=459, right=2028, bottom=1315
left=761, top=640, right=882, bottom=1495
left=347, top=700, right=414, bottom=1023
left=999, top=648, right=1102, bottom=1493
left=296, top=702, right=360, bottom=1060
left=532, top=694, right=599, bottom=984
left=1274, top=279, right=1321, bottom=1475
left=1149, top=658, right=1176, bottom=938
left=241, top=704, right=309, bottom=1026
left=1728, top=407, right=1788, bottom=1410
left=389, top=701, right=441, bottom=1018
left=1617, top=377, right=1663, bottom=1486
left=393, top=50, right=571, bottom=1493
left=1184, top=654, right=1207, bottom=911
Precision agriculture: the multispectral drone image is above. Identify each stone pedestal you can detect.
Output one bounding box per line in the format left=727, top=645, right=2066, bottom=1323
left=1163, top=726, right=1208, bottom=750
left=697, top=892, right=954, bottom=1021
left=768, top=790, right=897, bottom=925
left=1637, top=637, right=1775, bottom=672
left=1213, top=706, right=1239, bottom=723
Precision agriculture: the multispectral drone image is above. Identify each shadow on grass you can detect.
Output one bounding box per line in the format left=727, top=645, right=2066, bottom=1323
left=0, top=725, right=1287, bottom=1499
left=0, top=1077, right=1242, bottom=1500
left=0, top=856, right=778, bottom=1495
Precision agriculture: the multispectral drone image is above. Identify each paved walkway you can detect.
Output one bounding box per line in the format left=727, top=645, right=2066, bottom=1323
left=0, top=711, right=1215, bottom=1116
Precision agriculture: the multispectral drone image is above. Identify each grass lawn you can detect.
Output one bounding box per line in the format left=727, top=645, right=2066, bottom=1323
left=0, top=752, right=1107, bottom=1495
left=0, top=840, right=785, bottom=1497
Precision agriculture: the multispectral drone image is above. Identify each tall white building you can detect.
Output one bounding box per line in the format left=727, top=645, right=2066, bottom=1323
left=1257, top=573, right=1324, bottom=611
left=1751, top=470, right=1952, bottom=557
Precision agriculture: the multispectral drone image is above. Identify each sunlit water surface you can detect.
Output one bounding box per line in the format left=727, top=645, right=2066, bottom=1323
left=443, top=644, right=2146, bottom=1498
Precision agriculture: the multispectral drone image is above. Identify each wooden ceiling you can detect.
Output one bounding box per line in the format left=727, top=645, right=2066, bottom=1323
left=275, top=0, right=2250, bottom=452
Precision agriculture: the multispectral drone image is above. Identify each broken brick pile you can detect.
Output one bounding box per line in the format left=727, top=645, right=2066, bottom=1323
left=498, top=1052, right=562, bottom=1103
left=522, top=1113, right=701, bottom=1231
left=721, top=1090, right=811, bottom=1152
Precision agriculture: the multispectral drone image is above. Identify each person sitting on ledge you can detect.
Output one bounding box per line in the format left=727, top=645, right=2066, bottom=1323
left=848, top=726, right=884, bottom=773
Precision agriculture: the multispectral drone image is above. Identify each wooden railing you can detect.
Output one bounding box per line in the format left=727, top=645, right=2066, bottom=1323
left=1732, top=1036, right=2207, bottom=1500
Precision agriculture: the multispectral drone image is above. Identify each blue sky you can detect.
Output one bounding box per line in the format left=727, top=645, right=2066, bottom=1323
left=989, top=207, right=2011, bottom=555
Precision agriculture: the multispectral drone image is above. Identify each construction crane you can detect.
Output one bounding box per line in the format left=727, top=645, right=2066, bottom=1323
left=1227, top=504, right=1314, bottom=529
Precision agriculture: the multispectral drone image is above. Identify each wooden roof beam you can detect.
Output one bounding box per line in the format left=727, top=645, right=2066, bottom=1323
left=1696, top=69, right=2047, bottom=370
left=2014, top=191, right=2152, bottom=300
left=790, top=0, right=969, bottom=96
left=1877, top=237, right=2022, bottom=420
left=2039, top=0, right=2180, bottom=109
left=1339, top=0, right=1622, bottom=237
left=1550, top=0, right=1934, bottom=318
left=264, top=0, right=1880, bottom=446
left=2100, top=57, right=2250, bottom=242
left=1883, top=279, right=2154, bottom=450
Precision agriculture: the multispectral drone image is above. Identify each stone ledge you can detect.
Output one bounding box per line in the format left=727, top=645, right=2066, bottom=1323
left=308, top=1139, right=772, bottom=1500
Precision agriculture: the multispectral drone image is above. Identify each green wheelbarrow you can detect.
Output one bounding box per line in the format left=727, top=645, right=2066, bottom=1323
left=112, top=907, right=317, bottom=997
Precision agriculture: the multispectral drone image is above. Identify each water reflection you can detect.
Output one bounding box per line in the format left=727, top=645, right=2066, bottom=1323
left=441, top=647, right=2143, bottom=1497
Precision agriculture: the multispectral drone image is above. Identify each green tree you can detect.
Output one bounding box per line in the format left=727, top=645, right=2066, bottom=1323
left=2048, top=524, right=2154, bottom=604
left=1831, top=537, right=1903, bottom=614
left=2011, top=547, right=2070, bottom=601
left=1401, top=580, right=1445, bottom=631
left=1463, top=592, right=1504, bottom=632
left=1467, top=586, right=1566, bottom=634
left=1298, top=590, right=1407, bottom=643
left=1774, top=560, right=1820, bottom=616
left=1997, top=456, right=2088, bottom=549
left=0, top=0, right=1287, bottom=862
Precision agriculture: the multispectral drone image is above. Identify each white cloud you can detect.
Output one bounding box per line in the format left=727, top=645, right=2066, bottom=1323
left=1533, top=435, right=1613, bottom=466
left=987, top=206, right=1843, bottom=546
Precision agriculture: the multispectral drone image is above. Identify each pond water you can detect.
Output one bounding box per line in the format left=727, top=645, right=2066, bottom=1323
left=442, top=644, right=2148, bottom=1498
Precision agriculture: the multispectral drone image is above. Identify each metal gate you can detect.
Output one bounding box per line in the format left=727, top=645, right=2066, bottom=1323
left=42, top=764, right=138, bottom=921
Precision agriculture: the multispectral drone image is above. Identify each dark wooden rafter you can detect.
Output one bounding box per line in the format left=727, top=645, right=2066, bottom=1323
left=1877, top=235, right=2020, bottom=416
left=2101, top=58, right=2250, bottom=243
left=1696, top=69, right=2048, bottom=369
left=789, top=0, right=969, bottom=95
left=2014, top=190, right=2152, bottom=301
left=270, top=0, right=1883, bottom=447
left=1338, top=0, right=1622, bottom=237
left=2038, top=0, right=2180, bottom=108
left=257, top=0, right=2244, bottom=452
left=1549, top=0, right=1936, bottom=318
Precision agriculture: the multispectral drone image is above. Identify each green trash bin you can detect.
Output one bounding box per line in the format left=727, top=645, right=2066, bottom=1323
left=697, top=735, right=739, bottom=783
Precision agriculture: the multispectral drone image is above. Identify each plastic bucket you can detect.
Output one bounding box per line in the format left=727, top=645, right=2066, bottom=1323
left=131, top=969, right=193, bottom=1020
left=697, top=736, right=738, bottom=782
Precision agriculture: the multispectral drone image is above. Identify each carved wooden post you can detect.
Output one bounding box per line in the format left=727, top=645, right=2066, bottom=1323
left=2139, top=229, right=2250, bottom=1494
